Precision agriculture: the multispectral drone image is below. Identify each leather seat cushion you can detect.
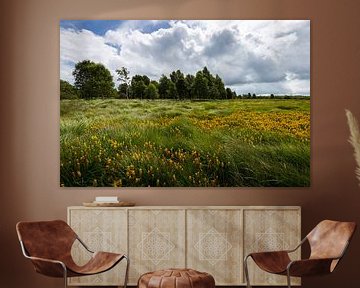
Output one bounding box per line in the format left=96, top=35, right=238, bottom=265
left=138, top=268, right=215, bottom=288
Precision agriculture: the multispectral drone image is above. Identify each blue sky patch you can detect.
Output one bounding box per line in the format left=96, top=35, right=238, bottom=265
left=60, top=20, right=171, bottom=36
left=140, top=21, right=171, bottom=34
left=60, top=20, right=123, bottom=35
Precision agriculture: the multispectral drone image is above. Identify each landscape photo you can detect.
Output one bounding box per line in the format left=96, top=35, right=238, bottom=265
left=60, top=20, right=310, bottom=187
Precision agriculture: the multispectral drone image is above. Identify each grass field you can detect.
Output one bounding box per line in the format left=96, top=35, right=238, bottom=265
left=60, top=98, right=310, bottom=187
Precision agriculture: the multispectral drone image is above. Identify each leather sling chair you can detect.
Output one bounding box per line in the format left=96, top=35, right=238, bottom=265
left=16, top=220, right=129, bottom=288
left=244, top=220, right=356, bottom=288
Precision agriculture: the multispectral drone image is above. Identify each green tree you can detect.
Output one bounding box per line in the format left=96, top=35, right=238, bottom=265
left=209, top=85, right=220, bottom=99
left=130, top=79, right=147, bottom=99
left=60, top=80, right=78, bottom=100
left=132, top=75, right=150, bottom=86
left=150, top=80, right=159, bottom=89
left=168, top=81, right=178, bottom=99
left=130, top=75, right=150, bottom=99
left=145, top=83, right=159, bottom=100
left=215, top=75, right=226, bottom=99
left=118, top=83, right=128, bottom=98
left=202, top=67, right=212, bottom=82
left=116, top=67, right=130, bottom=99
left=185, top=74, right=195, bottom=99
left=170, top=70, right=186, bottom=99
left=73, top=60, right=115, bottom=99
left=158, top=75, right=170, bottom=99
left=226, top=88, right=233, bottom=100
left=193, top=71, right=208, bottom=99
left=202, top=67, right=215, bottom=99
left=130, top=75, right=151, bottom=99
left=178, top=79, right=187, bottom=99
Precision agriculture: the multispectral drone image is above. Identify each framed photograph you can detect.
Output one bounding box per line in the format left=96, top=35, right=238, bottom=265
left=60, top=20, right=310, bottom=187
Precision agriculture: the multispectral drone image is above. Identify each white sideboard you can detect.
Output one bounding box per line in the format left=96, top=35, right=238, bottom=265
left=67, top=206, right=301, bottom=286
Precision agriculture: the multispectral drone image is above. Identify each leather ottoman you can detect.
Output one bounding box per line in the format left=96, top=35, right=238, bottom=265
left=138, top=268, right=215, bottom=288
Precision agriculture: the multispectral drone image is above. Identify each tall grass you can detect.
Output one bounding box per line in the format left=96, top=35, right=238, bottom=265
left=60, top=99, right=310, bottom=187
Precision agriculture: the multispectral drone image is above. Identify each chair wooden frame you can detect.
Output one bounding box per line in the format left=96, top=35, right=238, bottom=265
left=243, top=220, right=356, bottom=288
left=16, top=220, right=129, bottom=288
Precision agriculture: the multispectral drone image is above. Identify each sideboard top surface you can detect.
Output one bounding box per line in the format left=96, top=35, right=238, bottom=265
left=68, top=205, right=301, bottom=210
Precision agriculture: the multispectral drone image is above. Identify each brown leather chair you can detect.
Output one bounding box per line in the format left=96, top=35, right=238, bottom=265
left=244, top=220, right=356, bottom=288
left=16, top=220, right=129, bottom=288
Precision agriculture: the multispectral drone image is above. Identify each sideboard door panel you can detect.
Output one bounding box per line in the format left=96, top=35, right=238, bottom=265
left=186, top=209, right=243, bottom=285
left=243, top=209, right=301, bottom=286
left=68, top=208, right=127, bottom=286
left=128, top=209, right=186, bottom=284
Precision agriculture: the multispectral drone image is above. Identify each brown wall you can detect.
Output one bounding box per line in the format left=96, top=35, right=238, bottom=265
left=1, top=0, right=360, bottom=287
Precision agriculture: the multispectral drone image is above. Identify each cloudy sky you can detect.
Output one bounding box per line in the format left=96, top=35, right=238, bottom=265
left=60, top=20, right=310, bottom=95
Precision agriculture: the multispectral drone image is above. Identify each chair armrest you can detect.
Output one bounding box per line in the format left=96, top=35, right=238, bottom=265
left=285, top=237, right=307, bottom=253
left=245, top=237, right=305, bottom=259
left=19, top=240, right=67, bottom=277
left=26, top=255, right=67, bottom=278
left=247, top=250, right=291, bottom=260
left=245, top=237, right=306, bottom=259
left=26, top=255, right=65, bottom=265
left=287, top=258, right=335, bottom=277
left=76, top=236, right=94, bottom=253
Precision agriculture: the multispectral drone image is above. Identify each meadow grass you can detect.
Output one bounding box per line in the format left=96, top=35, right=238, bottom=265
left=60, top=98, right=310, bottom=187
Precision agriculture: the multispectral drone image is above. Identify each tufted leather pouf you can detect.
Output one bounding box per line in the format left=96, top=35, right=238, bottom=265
left=138, top=268, right=215, bottom=288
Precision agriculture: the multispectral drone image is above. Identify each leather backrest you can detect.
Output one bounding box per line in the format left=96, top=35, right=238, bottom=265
left=307, top=220, right=356, bottom=260
left=16, top=220, right=77, bottom=261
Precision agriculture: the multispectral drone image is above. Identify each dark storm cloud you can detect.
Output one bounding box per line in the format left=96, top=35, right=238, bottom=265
left=204, top=29, right=238, bottom=57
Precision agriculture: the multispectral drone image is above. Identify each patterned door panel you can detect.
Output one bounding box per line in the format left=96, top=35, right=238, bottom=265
left=128, top=209, right=186, bottom=284
left=68, top=208, right=127, bottom=286
left=187, top=209, right=243, bottom=285
left=244, top=209, right=301, bottom=286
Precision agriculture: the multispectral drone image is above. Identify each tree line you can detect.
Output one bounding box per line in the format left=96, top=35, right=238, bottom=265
left=61, top=60, right=304, bottom=100
left=60, top=60, right=240, bottom=100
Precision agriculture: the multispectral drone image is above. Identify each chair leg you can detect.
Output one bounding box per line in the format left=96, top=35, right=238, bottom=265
left=123, top=255, right=130, bottom=288
left=244, top=255, right=252, bottom=288
left=62, top=264, right=68, bottom=288
left=286, top=270, right=291, bottom=288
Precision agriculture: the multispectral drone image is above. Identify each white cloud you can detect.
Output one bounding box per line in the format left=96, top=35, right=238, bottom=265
left=60, top=20, right=310, bottom=95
